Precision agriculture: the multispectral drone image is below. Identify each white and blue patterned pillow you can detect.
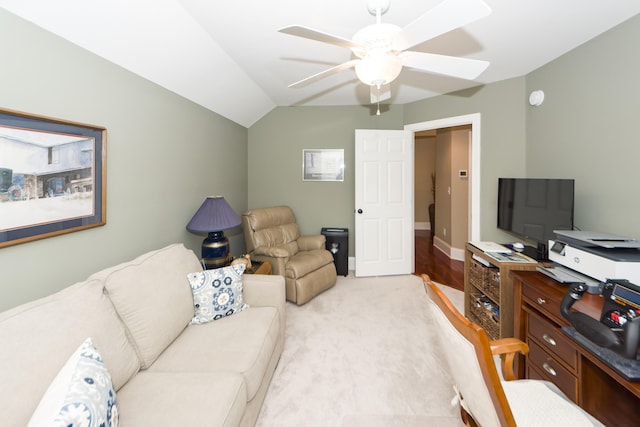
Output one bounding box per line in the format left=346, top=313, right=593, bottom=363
left=188, top=263, right=248, bottom=324
left=28, top=337, right=119, bottom=427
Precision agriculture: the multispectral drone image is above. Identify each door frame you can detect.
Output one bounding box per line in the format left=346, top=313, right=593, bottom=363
left=405, top=113, right=481, bottom=246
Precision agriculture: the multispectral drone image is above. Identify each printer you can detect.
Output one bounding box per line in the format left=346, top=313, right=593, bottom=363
left=541, top=230, right=640, bottom=293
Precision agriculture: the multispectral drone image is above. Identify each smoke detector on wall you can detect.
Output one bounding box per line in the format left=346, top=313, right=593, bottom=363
left=529, top=90, right=545, bottom=106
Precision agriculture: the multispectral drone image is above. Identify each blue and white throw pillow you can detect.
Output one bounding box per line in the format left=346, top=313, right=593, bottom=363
left=188, top=263, right=248, bottom=324
left=28, top=337, right=119, bottom=427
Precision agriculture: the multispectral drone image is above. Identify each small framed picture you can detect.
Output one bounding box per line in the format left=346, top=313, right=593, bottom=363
left=302, top=149, right=344, bottom=182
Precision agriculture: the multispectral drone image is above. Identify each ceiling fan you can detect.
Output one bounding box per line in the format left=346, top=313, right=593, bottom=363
left=278, top=0, right=492, bottom=107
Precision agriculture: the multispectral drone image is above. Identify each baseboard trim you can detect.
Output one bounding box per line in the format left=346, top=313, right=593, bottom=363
left=451, top=247, right=465, bottom=262
left=414, top=222, right=431, bottom=231
left=433, top=237, right=465, bottom=262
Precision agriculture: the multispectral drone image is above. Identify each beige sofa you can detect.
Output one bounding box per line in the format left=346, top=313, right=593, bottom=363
left=242, top=206, right=337, bottom=305
left=0, top=243, right=285, bottom=426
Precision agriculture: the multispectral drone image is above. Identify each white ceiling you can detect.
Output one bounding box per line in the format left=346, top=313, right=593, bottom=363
left=1, top=0, right=639, bottom=127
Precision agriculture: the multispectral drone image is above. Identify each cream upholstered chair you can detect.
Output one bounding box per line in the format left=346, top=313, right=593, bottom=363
left=242, top=206, right=337, bottom=305
left=422, top=275, right=604, bottom=427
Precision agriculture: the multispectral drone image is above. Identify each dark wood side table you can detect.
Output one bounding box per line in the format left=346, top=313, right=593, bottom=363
left=245, top=260, right=272, bottom=275
left=512, top=270, right=640, bottom=427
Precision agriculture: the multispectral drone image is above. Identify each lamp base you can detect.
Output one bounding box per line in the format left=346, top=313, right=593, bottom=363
left=202, top=231, right=231, bottom=270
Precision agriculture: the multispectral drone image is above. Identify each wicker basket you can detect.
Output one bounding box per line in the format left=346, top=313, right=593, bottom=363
left=483, top=270, right=500, bottom=302
left=468, top=258, right=486, bottom=289
left=469, top=258, right=499, bottom=303
left=469, top=292, right=500, bottom=340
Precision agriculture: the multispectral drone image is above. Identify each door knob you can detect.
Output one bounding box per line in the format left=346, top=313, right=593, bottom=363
left=357, top=209, right=363, bottom=214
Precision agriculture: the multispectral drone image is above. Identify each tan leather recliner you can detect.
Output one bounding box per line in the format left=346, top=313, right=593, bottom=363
left=242, top=206, right=337, bottom=305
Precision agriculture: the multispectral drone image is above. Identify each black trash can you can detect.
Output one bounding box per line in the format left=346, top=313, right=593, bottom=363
left=321, top=227, right=348, bottom=276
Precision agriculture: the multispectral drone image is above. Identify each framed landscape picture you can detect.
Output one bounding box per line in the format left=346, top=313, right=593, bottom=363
left=302, top=149, right=344, bottom=182
left=0, top=108, right=106, bottom=248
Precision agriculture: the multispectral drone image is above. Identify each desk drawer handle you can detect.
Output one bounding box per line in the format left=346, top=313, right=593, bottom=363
left=542, top=334, right=557, bottom=346
left=542, top=362, right=557, bottom=377
left=537, top=297, right=546, bottom=305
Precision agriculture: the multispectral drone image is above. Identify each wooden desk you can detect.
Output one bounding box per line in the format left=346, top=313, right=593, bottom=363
left=512, top=271, right=640, bottom=427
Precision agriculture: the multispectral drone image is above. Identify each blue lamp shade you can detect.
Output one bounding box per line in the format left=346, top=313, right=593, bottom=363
left=186, top=196, right=241, bottom=270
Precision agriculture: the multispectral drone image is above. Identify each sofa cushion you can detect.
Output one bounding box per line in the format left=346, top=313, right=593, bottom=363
left=297, top=234, right=325, bottom=251
left=93, top=244, right=202, bottom=369
left=188, top=264, right=248, bottom=324
left=253, top=224, right=300, bottom=248
left=242, top=206, right=301, bottom=252
left=0, top=279, right=139, bottom=427
left=28, top=338, right=119, bottom=427
left=285, top=248, right=334, bottom=279
left=148, top=306, right=280, bottom=400
left=253, top=241, right=299, bottom=258
left=503, top=380, right=604, bottom=426
left=117, top=371, right=246, bottom=427
left=289, top=262, right=337, bottom=305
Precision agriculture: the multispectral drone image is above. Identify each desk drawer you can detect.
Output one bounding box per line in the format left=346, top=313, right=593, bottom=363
left=522, top=281, right=562, bottom=320
left=528, top=340, right=578, bottom=402
left=527, top=309, right=578, bottom=371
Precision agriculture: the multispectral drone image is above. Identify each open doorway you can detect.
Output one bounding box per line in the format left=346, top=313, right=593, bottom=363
left=406, top=113, right=481, bottom=244
left=415, top=125, right=471, bottom=260
left=414, top=129, right=437, bottom=235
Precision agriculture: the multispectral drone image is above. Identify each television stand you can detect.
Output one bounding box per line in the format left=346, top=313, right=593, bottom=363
left=464, top=243, right=539, bottom=340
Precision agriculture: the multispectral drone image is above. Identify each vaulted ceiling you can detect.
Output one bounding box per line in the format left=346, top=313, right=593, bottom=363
left=1, top=0, right=639, bottom=127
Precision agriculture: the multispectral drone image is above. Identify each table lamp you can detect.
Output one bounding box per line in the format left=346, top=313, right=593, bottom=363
left=186, top=196, right=241, bottom=269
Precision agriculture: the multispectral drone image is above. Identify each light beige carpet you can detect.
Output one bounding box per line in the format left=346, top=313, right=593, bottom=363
left=255, top=274, right=466, bottom=427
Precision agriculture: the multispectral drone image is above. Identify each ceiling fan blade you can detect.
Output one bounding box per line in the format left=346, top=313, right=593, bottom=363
left=392, top=0, right=491, bottom=52
left=401, top=51, right=489, bottom=80
left=278, top=25, right=361, bottom=50
left=288, top=59, right=360, bottom=88
left=370, top=84, right=392, bottom=104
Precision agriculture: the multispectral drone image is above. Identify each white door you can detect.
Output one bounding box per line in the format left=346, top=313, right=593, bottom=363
left=355, top=129, right=414, bottom=277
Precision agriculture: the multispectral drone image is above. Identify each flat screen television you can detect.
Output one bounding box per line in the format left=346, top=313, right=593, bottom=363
left=497, top=178, right=575, bottom=260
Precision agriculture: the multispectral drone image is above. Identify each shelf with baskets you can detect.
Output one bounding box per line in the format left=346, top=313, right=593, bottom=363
left=464, top=243, right=539, bottom=340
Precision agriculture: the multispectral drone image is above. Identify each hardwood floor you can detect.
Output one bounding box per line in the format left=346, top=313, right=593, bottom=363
left=414, top=230, right=464, bottom=291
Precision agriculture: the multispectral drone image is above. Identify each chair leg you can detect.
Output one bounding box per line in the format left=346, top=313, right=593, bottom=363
left=460, top=406, right=479, bottom=427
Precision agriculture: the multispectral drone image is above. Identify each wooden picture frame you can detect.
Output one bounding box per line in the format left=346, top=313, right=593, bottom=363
left=0, top=108, right=106, bottom=248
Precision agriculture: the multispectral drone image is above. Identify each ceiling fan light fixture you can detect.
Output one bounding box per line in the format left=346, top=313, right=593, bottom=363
left=280, top=0, right=493, bottom=105
left=355, top=51, right=402, bottom=87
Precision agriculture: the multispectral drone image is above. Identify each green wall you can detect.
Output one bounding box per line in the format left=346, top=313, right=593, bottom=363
left=526, top=14, right=640, bottom=238
left=247, top=105, right=404, bottom=256
left=2, top=9, right=639, bottom=311
left=248, top=14, right=640, bottom=249
left=247, top=77, right=530, bottom=251
left=403, top=78, right=528, bottom=243
left=0, top=10, right=248, bottom=311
